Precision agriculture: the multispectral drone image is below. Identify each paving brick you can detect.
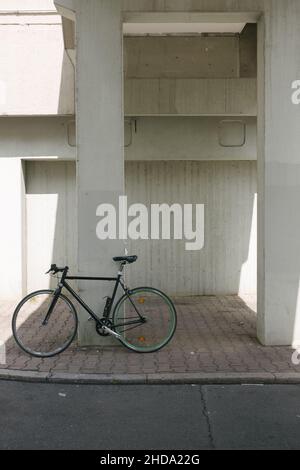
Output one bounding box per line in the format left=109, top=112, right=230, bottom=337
left=1, top=295, right=297, bottom=378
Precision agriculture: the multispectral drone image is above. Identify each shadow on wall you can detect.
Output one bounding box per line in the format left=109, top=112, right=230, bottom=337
left=57, top=49, right=75, bottom=116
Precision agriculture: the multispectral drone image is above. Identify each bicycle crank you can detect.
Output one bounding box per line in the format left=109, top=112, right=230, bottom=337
left=96, top=320, right=121, bottom=339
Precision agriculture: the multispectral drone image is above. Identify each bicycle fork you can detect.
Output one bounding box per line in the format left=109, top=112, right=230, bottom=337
left=42, top=286, right=62, bottom=326
left=43, top=267, right=69, bottom=326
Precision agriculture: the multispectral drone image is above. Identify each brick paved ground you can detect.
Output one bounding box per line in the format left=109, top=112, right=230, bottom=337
left=1, top=296, right=300, bottom=376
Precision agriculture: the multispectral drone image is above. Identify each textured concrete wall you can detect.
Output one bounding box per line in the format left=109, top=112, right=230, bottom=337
left=126, top=117, right=257, bottom=161
left=24, top=160, right=257, bottom=296
left=122, top=0, right=266, bottom=12
left=125, top=78, right=257, bottom=116
left=125, top=36, right=240, bottom=79
left=124, top=34, right=257, bottom=116
left=126, top=160, right=257, bottom=296
left=0, top=0, right=266, bottom=12
left=125, top=31, right=257, bottom=79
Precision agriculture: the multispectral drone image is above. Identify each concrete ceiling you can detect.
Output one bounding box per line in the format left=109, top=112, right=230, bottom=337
left=123, top=22, right=246, bottom=35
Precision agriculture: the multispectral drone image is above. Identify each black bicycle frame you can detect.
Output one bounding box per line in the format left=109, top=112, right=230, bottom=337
left=63, top=273, right=123, bottom=324
left=44, top=267, right=145, bottom=332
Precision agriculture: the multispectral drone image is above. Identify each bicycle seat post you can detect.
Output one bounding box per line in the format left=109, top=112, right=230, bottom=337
left=118, top=262, right=126, bottom=276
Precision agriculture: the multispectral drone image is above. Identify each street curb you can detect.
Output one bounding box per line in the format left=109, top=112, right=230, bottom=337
left=1, top=368, right=300, bottom=385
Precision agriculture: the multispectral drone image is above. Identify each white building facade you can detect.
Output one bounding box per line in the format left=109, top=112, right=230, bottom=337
left=0, top=0, right=299, bottom=347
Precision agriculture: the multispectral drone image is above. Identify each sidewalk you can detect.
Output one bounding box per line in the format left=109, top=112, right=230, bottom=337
left=1, top=296, right=300, bottom=384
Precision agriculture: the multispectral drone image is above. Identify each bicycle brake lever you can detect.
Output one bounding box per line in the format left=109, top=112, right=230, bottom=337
left=45, top=264, right=57, bottom=275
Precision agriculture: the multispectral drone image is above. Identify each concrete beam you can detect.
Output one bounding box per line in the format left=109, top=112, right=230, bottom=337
left=54, top=0, right=76, bottom=21
left=0, top=117, right=75, bottom=159
left=123, top=12, right=261, bottom=24
left=125, top=78, right=257, bottom=116
left=125, top=117, right=257, bottom=161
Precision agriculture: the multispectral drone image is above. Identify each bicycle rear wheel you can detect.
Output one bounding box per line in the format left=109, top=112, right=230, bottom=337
left=12, top=290, right=78, bottom=358
left=112, top=287, right=177, bottom=353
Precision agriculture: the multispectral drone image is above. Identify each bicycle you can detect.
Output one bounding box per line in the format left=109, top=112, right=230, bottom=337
left=12, top=256, right=177, bottom=358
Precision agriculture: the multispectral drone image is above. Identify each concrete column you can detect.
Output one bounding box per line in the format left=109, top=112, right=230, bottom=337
left=55, top=0, right=124, bottom=345
left=257, top=0, right=300, bottom=346
left=0, top=158, right=25, bottom=300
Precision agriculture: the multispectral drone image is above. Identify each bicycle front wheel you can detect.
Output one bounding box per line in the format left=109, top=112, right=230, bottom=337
left=12, top=290, right=78, bottom=358
left=112, top=287, right=177, bottom=353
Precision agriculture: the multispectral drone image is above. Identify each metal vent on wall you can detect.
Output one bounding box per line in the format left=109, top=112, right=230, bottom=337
left=218, top=120, right=246, bottom=147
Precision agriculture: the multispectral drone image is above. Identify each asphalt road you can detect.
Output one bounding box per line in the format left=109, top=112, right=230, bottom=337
left=1, top=381, right=300, bottom=450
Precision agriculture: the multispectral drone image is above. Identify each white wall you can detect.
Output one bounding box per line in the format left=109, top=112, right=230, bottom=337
left=0, top=1, right=56, bottom=10
left=25, top=161, right=77, bottom=293
left=0, top=14, right=74, bottom=115
left=0, top=159, right=24, bottom=299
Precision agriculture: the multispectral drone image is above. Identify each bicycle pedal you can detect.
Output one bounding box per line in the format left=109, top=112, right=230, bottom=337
left=103, top=326, right=122, bottom=339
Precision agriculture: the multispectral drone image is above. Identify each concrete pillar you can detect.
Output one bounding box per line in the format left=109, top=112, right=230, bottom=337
left=257, top=0, right=300, bottom=346
left=55, top=0, right=124, bottom=345
left=0, top=158, right=25, bottom=300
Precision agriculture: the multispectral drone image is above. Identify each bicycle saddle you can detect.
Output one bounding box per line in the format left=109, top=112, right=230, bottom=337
left=113, top=255, right=138, bottom=264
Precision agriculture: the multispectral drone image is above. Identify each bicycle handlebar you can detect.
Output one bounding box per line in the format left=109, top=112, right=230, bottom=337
left=45, top=264, right=69, bottom=275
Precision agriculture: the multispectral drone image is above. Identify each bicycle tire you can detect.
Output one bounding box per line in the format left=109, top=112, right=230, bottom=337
left=112, top=287, right=177, bottom=353
left=12, top=290, right=78, bottom=358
